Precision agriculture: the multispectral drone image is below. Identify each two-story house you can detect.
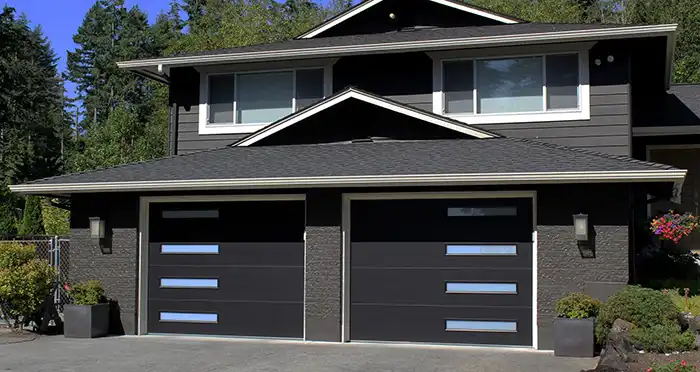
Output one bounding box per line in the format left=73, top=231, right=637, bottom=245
left=11, top=0, right=693, bottom=350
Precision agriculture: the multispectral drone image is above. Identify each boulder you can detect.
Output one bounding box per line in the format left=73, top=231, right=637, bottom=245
left=581, top=366, right=623, bottom=372
left=597, top=319, right=637, bottom=371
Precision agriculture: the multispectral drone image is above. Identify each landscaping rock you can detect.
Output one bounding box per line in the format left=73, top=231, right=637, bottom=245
left=581, top=366, right=623, bottom=372
left=597, top=319, right=637, bottom=371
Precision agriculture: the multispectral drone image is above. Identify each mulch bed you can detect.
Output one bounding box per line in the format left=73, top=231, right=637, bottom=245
left=0, top=326, right=37, bottom=345
left=626, top=350, right=700, bottom=371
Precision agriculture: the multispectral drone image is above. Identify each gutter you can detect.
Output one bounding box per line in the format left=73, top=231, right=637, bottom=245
left=117, top=24, right=677, bottom=69
left=9, top=169, right=687, bottom=195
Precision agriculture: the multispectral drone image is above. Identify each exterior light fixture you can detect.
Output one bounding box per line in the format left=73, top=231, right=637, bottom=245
left=607, top=55, right=615, bottom=63
left=594, top=59, right=602, bottom=66
left=89, top=217, right=110, bottom=254
left=389, top=12, right=396, bottom=19
left=573, top=214, right=589, bottom=242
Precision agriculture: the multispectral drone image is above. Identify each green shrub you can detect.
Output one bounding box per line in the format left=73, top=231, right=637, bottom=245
left=651, top=360, right=696, bottom=372
left=667, top=291, right=700, bottom=315
left=630, top=323, right=695, bottom=353
left=596, top=286, right=680, bottom=343
left=0, top=243, right=36, bottom=269
left=556, top=292, right=601, bottom=319
left=41, top=200, right=69, bottom=236
left=18, top=196, right=44, bottom=235
left=68, top=280, right=105, bottom=305
left=0, top=242, right=55, bottom=329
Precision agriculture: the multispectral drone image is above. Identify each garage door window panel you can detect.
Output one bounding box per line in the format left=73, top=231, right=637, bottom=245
left=445, top=282, right=518, bottom=294
left=445, top=320, right=518, bottom=333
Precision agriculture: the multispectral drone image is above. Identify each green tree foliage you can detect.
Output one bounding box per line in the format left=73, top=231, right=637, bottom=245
left=168, top=0, right=346, bottom=55
left=468, top=0, right=586, bottom=23
left=0, top=6, right=71, bottom=186
left=41, top=200, right=70, bottom=236
left=18, top=196, right=44, bottom=236
left=0, top=186, right=17, bottom=236
left=0, top=243, right=55, bottom=329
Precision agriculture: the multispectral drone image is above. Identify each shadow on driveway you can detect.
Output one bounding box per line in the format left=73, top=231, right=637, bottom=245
left=0, top=335, right=597, bottom=372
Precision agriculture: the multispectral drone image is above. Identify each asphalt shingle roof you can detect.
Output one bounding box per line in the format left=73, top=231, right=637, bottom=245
left=669, top=84, right=700, bottom=119
left=21, top=138, right=677, bottom=186
left=169, top=23, right=629, bottom=58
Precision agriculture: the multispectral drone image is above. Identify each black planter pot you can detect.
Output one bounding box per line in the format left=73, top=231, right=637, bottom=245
left=554, top=317, right=595, bottom=357
left=63, top=303, right=109, bottom=338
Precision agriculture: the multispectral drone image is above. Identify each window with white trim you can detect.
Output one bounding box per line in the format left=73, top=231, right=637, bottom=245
left=438, top=52, right=588, bottom=124
left=205, top=68, right=325, bottom=130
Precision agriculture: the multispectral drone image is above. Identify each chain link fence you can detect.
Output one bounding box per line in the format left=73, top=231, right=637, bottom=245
left=0, top=236, right=70, bottom=310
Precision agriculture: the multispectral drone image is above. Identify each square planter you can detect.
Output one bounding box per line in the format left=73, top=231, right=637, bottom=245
left=63, top=303, right=109, bottom=338
left=554, top=317, right=595, bottom=357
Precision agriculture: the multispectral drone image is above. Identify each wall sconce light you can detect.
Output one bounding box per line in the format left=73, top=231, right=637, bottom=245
left=573, top=213, right=589, bottom=241
left=89, top=217, right=110, bottom=254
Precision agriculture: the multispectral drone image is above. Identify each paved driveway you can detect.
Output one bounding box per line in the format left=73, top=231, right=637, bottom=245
left=0, top=335, right=596, bottom=372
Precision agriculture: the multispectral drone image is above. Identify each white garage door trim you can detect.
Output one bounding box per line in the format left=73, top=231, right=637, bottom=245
left=137, top=194, right=306, bottom=336
left=341, top=191, right=538, bottom=349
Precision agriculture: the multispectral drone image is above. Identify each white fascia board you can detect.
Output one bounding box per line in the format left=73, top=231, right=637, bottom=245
left=234, top=89, right=495, bottom=146
left=297, top=0, right=519, bottom=39
left=429, top=0, right=520, bottom=24
left=9, top=170, right=687, bottom=194
left=297, top=0, right=384, bottom=39
left=116, top=25, right=677, bottom=70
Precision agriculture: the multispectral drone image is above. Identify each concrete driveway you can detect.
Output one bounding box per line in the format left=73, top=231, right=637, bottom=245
left=0, top=335, right=596, bottom=372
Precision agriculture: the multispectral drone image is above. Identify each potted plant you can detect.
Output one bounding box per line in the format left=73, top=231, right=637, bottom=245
left=554, top=292, right=601, bottom=357
left=63, top=280, right=109, bottom=338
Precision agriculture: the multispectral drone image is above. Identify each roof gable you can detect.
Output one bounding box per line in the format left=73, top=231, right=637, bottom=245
left=297, top=0, right=522, bottom=39
left=233, top=88, right=499, bottom=147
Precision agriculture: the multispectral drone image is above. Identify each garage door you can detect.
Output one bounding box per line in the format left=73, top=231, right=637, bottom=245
left=350, top=197, right=533, bottom=346
left=147, top=199, right=305, bottom=337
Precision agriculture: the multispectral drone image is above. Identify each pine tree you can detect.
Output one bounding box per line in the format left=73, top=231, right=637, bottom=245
left=0, top=7, right=70, bottom=186
left=0, top=186, right=17, bottom=236
left=18, top=196, right=44, bottom=236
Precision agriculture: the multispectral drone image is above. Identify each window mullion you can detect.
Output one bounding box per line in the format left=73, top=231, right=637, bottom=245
left=292, top=69, right=297, bottom=111
left=472, top=60, right=478, bottom=115
left=542, top=55, right=547, bottom=112
left=233, top=74, right=238, bottom=125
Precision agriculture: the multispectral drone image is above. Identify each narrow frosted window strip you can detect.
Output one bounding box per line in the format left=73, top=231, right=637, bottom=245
left=445, top=320, right=517, bottom=332
left=446, top=245, right=517, bottom=256
left=160, top=279, right=219, bottom=289
left=162, top=210, right=219, bottom=219
left=448, top=207, right=517, bottom=217
left=159, top=312, right=218, bottom=323
left=446, top=283, right=517, bottom=294
left=161, top=245, right=219, bottom=254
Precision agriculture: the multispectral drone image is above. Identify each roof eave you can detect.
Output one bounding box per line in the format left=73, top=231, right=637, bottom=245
left=9, top=169, right=687, bottom=195
left=118, top=24, right=678, bottom=85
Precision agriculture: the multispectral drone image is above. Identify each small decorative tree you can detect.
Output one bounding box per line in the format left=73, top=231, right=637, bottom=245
left=0, top=243, right=55, bottom=331
left=650, top=211, right=699, bottom=244
left=18, top=196, right=45, bottom=236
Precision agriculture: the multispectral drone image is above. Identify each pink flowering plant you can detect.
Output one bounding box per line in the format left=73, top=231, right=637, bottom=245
left=651, top=211, right=699, bottom=244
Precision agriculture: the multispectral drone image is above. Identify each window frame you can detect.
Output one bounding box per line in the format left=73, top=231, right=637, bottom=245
left=198, top=62, right=333, bottom=135
left=431, top=45, right=591, bottom=124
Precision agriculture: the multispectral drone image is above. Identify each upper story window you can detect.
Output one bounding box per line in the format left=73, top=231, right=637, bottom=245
left=433, top=49, right=590, bottom=124
left=201, top=65, right=328, bottom=134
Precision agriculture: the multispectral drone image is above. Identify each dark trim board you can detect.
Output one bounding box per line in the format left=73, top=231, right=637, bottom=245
left=341, top=191, right=537, bottom=347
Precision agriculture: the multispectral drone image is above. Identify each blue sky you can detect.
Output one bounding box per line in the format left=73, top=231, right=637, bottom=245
left=5, top=0, right=171, bottom=98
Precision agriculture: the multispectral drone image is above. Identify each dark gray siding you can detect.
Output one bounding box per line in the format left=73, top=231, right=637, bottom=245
left=171, top=67, right=247, bottom=155
left=333, top=52, right=433, bottom=111
left=70, top=193, right=140, bottom=335
left=309, top=0, right=507, bottom=39
left=479, top=84, right=630, bottom=156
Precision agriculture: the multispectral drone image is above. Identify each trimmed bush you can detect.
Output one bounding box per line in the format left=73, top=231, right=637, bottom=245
left=67, top=280, right=105, bottom=305
left=596, top=286, right=680, bottom=343
left=556, top=292, right=601, bottom=319
left=0, top=242, right=55, bottom=329
left=18, top=196, right=44, bottom=235
left=630, top=323, right=695, bottom=353
left=41, top=199, right=69, bottom=236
